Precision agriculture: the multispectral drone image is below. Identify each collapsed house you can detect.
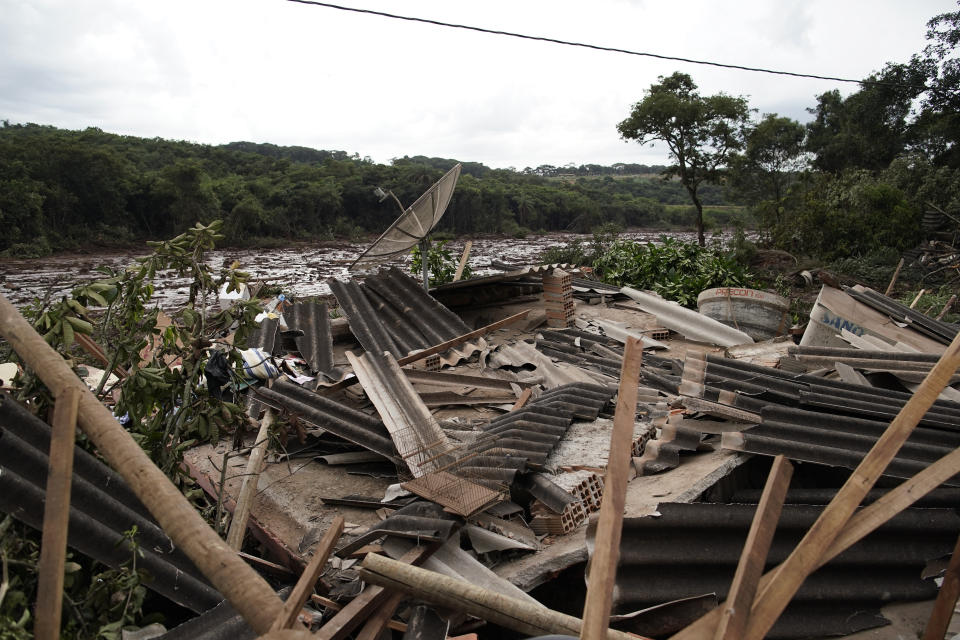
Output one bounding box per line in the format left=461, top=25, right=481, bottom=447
left=1, top=257, right=959, bottom=640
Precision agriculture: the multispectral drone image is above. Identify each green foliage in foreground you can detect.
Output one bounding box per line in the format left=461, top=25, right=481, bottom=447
left=410, top=240, right=473, bottom=285
left=592, top=237, right=753, bottom=307
left=0, top=517, right=152, bottom=640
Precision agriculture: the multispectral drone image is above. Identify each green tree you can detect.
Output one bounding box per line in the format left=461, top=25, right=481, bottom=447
left=617, top=72, right=750, bottom=245
left=728, top=114, right=807, bottom=233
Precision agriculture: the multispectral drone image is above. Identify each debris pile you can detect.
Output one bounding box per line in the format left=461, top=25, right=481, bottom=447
left=2, top=251, right=960, bottom=640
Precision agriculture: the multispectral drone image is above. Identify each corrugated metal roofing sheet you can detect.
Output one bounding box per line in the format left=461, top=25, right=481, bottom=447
left=283, top=300, right=341, bottom=381
left=0, top=392, right=222, bottom=614
left=588, top=501, right=959, bottom=639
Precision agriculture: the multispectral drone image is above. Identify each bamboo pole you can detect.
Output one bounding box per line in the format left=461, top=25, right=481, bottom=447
left=713, top=456, right=792, bottom=640
left=34, top=387, right=81, bottom=640
left=581, top=337, right=643, bottom=640
left=270, top=516, right=344, bottom=631
left=359, top=553, right=646, bottom=640
left=884, top=258, right=905, bottom=296
left=0, top=293, right=283, bottom=634
left=227, top=408, right=275, bottom=550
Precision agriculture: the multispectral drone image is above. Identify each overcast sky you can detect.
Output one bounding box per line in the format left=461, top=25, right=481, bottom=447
left=1, top=0, right=954, bottom=169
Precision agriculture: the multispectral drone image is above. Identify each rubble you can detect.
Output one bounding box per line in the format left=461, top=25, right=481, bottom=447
left=2, top=250, right=960, bottom=640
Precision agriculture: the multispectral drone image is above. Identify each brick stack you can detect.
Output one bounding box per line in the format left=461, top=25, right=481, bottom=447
left=555, top=470, right=605, bottom=513
left=543, top=268, right=574, bottom=328
left=529, top=497, right=586, bottom=535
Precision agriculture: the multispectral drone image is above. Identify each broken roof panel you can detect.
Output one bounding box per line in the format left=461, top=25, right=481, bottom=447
left=620, top=286, right=754, bottom=347
left=282, top=300, right=341, bottom=381
left=0, top=392, right=222, bottom=614
left=589, top=501, right=959, bottom=638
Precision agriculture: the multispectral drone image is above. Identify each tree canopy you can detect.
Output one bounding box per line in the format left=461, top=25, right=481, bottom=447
left=617, top=72, right=750, bottom=246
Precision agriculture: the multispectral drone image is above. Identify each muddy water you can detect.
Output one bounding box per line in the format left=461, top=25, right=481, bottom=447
left=0, top=230, right=706, bottom=310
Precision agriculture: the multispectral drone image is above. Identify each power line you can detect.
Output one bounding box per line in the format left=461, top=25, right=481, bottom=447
left=285, top=0, right=926, bottom=90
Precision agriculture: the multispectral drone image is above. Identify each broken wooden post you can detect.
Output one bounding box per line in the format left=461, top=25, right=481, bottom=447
left=34, top=387, right=81, bottom=640
left=227, top=408, right=275, bottom=550
left=270, top=516, right=344, bottom=631
left=935, top=294, right=957, bottom=321
left=922, top=530, right=960, bottom=640
left=884, top=258, right=904, bottom=296
left=510, top=387, right=533, bottom=411
left=910, top=289, right=926, bottom=309
left=671, top=445, right=960, bottom=640
left=713, top=456, right=792, bottom=640
left=316, top=544, right=438, bottom=640
left=738, top=331, right=960, bottom=640
left=454, top=240, right=473, bottom=282
left=359, top=553, right=645, bottom=640
left=0, top=293, right=284, bottom=633
left=581, top=337, right=643, bottom=640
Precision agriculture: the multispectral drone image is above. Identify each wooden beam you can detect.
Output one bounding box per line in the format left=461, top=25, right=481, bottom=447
left=310, top=595, right=409, bottom=633
left=510, top=388, right=533, bottom=411
left=355, top=591, right=405, bottom=640
left=359, top=553, right=645, bottom=640
left=671, top=444, right=960, bottom=640
left=270, top=516, right=344, bottom=631
left=34, top=387, right=81, bottom=640
left=315, top=544, right=438, bottom=640
left=0, top=293, right=284, bottom=633
left=936, top=294, right=957, bottom=321
left=581, top=337, right=643, bottom=640
left=397, top=311, right=530, bottom=366
left=884, top=257, right=904, bottom=296
left=454, top=240, right=473, bottom=282
left=922, top=530, right=960, bottom=640
left=226, top=408, right=275, bottom=550
left=713, top=456, right=793, bottom=640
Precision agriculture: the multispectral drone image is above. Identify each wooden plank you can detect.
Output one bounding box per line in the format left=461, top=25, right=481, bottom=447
left=315, top=544, right=437, bottom=640
left=310, top=595, right=409, bottom=633
left=922, top=531, right=960, bottom=640
left=739, top=331, right=960, bottom=640
left=910, top=289, right=926, bottom=309
left=581, top=337, right=644, bottom=640
left=510, top=388, right=533, bottom=411
left=34, top=387, right=81, bottom=640
left=270, top=516, right=344, bottom=631
left=454, top=240, right=473, bottom=282
left=0, top=293, right=284, bottom=633
left=713, top=456, right=793, bottom=640
left=227, top=408, right=274, bottom=550
left=355, top=591, right=405, bottom=640
left=359, top=553, right=644, bottom=640
left=397, top=311, right=530, bottom=367
left=671, top=444, right=960, bottom=640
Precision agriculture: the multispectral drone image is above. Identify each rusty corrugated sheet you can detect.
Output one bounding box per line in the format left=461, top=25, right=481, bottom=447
left=0, top=393, right=222, bottom=614
left=589, top=501, right=959, bottom=639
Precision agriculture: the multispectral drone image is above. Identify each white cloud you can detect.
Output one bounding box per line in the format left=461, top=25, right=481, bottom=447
left=1, top=0, right=954, bottom=168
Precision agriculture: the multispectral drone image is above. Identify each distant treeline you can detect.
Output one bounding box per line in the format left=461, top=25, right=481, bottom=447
left=0, top=122, right=734, bottom=256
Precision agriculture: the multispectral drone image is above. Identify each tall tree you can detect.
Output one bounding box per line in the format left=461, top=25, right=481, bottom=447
left=617, top=72, right=749, bottom=245
left=728, top=114, right=807, bottom=232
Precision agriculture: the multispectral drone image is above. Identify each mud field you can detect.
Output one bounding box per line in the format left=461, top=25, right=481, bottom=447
left=0, top=230, right=708, bottom=309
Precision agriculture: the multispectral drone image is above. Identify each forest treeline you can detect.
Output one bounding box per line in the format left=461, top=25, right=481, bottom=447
left=0, top=123, right=732, bottom=257
left=1, top=5, right=958, bottom=261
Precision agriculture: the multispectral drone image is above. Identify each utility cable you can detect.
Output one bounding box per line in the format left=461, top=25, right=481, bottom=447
left=285, top=0, right=928, bottom=90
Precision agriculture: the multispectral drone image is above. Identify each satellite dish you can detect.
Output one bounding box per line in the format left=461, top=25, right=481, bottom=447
left=350, top=163, right=462, bottom=289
